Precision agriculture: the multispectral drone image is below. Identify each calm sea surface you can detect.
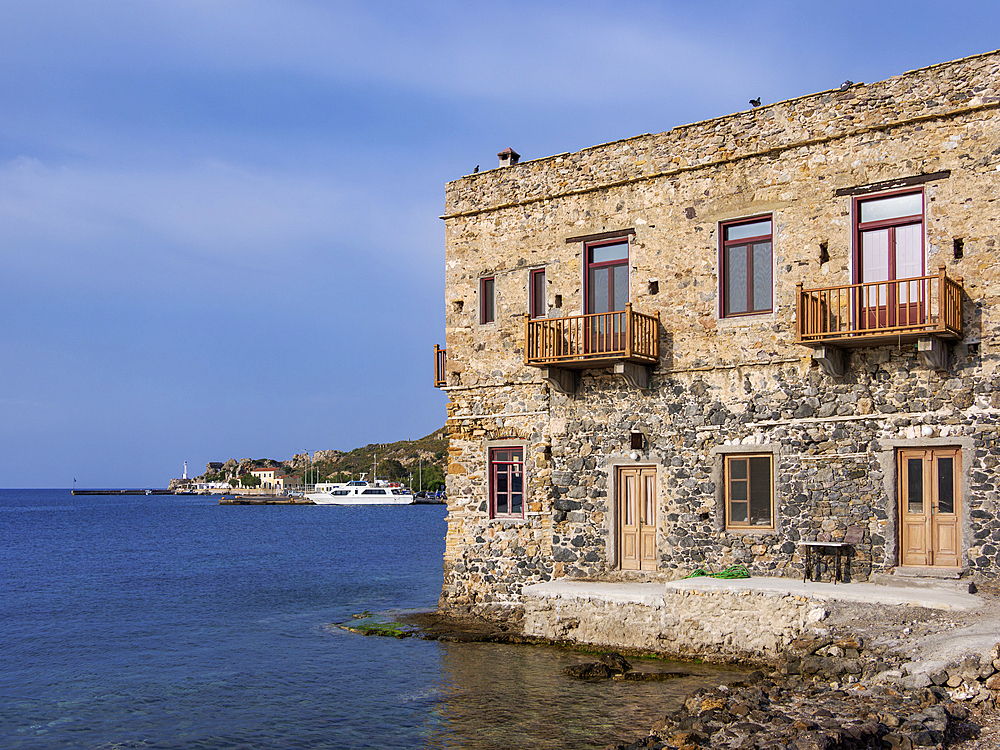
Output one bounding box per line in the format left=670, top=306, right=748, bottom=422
left=1, top=490, right=744, bottom=749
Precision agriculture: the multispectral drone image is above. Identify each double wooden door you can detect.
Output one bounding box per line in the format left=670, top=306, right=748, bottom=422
left=898, top=448, right=961, bottom=568
left=618, top=466, right=657, bottom=571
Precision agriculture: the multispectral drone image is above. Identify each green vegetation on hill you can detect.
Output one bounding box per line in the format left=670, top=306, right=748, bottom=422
left=196, top=428, right=448, bottom=491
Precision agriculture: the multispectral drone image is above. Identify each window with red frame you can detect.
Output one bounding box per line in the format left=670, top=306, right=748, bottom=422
left=854, top=191, right=924, bottom=328
left=721, top=217, right=772, bottom=317
left=585, top=240, right=628, bottom=314
left=480, top=276, right=495, bottom=324
left=490, top=447, right=523, bottom=518
left=529, top=268, right=546, bottom=318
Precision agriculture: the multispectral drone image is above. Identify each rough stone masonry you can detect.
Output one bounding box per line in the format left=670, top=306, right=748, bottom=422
left=437, top=49, right=1000, bottom=624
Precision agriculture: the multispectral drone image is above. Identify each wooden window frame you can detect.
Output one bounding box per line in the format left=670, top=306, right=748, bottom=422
left=480, top=276, right=495, bottom=325
left=529, top=268, right=546, bottom=319
left=720, top=215, right=773, bottom=318
left=489, top=446, right=524, bottom=519
left=724, top=453, right=774, bottom=530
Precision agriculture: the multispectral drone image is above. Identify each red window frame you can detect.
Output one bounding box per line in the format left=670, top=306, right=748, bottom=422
left=852, top=190, right=925, bottom=329
left=529, top=268, right=546, bottom=319
left=852, top=189, right=924, bottom=281
left=720, top=216, right=773, bottom=318
left=480, top=276, right=495, bottom=324
left=585, top=240, right=629, bottom=314
left=489, top=447, right=524, bottom=519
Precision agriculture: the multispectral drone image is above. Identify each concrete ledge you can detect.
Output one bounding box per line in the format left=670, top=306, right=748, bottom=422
left=525, top=577, right=980, bottom=611
left=662, top=577, right=981, bottom=611
left=520, top=578, right=982, bottom=663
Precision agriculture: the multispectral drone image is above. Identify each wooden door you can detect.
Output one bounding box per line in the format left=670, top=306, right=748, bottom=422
left=899, top=448, right=961, bottom=568
left=618, top=466, right=657, bottom=571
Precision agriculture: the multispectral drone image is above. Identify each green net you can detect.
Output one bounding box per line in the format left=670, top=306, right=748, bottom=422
left=682, top=564, right=750, bottom=580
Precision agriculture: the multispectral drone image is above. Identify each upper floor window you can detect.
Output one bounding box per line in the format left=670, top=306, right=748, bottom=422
left=529, top=268, right=546, bottom=318
left=721, top=217, right=772, bottom=317
left=586, top=240, right=629, bottom=314
left=725, top=454, right=773, bottom=530
left=490, top=447, right=524, bottom=519
left=480, top=276, right=495, bottom=324
left=855, top=191, right=924, bottom=285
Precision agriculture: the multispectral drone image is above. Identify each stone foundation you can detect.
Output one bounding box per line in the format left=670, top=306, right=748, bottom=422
left=522, top=581, right=829, bottom=664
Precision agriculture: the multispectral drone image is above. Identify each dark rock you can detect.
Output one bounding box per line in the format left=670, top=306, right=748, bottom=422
left=563, top=662, right=615, bottom=680
left=730, top=701, right=751, bottom=717
left=599, top=652, right=632, bottom=674
left=615, top=670, right=691, bottom=682
left=553, top=497, right=581, bottom=512
left=551, top=546, right=578, bottom=562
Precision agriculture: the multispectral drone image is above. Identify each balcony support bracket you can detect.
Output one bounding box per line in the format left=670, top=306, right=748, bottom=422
left=614, top=362, right=651, bottom=390
left=540, top=367, right=579, bottom=395
left=918, top=338, right=949, bottom=372
left=811, top=346, right=845, bottom=379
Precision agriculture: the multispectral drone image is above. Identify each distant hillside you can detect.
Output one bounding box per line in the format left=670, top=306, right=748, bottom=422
left=196, top=427, right=447, bottom=490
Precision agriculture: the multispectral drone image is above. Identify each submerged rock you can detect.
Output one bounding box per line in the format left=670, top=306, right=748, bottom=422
left=563, top=662, right=617, bottom=680
left=600, top=652, right=633, bottom=674
left=564, top=652, right=634, bottom=680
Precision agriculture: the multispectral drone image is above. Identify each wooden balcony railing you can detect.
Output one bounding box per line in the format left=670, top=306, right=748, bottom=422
left=796, top=266, right=963, bottom=346
left=434, top=344, right=447, bottom=388
left=524, top=304, right=660, bottom=368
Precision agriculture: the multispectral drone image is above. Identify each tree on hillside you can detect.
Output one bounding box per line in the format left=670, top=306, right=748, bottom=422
left=419, top=464, right=445, bottom=491
left=381, top=459, right=405, bottom=480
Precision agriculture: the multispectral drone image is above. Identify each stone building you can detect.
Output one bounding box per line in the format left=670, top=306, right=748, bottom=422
left=435, top=50, right=1000, bottom=620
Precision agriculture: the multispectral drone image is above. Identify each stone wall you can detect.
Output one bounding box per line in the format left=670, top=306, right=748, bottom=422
left=520, top=582, right=827, bottom=664
left=444, top=50, right=1000, bottom=217
left=438, top=49, right=1000, bottom=619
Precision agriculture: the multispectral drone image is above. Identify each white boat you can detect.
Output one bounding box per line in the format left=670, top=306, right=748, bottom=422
left=306, top=479, right=414, bottom=505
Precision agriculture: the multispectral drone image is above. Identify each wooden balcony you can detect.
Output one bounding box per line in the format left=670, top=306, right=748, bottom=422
left=796, top=267, right=963, bottom=346
left=796, top=266, right=962, bottom=375
left=434, top=344, right=447, bottom=388
left=524, top=305, right=659, bottom=393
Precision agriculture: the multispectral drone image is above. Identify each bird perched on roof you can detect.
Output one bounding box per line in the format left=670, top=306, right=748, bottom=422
left=840, top=80, right=854, bottom=90
left=749, top=97, right=761, bottom=108
left=473, top=165, right=479, bottom=173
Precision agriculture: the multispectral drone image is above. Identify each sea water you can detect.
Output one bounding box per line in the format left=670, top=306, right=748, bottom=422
left=1, top=490, right=744, bottom=749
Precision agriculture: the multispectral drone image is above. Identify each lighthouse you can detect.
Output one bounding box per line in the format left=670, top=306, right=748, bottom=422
left=183, top=461, right=188, bottom=480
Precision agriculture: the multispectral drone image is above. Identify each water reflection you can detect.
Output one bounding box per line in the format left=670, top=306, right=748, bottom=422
left=426, top=642, right=747, bottom=749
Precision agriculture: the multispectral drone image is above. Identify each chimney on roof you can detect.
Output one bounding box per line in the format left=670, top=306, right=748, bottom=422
left=498, top=147, right=520, bottom=167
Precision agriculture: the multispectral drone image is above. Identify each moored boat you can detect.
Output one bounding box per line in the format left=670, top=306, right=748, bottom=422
left=306, top=479, right=414, bottom=505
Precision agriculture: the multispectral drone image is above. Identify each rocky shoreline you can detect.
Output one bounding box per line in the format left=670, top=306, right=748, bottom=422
left=401, top=586, right=1000, bottom=750
left=602, top=632, right=1000, bottom=749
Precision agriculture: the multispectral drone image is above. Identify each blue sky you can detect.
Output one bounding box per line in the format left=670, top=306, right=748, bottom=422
left=2, top=1, right=998, bottom=487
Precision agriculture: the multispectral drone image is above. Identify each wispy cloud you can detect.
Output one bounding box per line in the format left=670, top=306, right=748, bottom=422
left=0, top=156, right=379, bottom=278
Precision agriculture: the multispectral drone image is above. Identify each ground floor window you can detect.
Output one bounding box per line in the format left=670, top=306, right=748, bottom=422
left=490, top=447, right=523, bottom=518
left=725, top=454, right=773, bottom=529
